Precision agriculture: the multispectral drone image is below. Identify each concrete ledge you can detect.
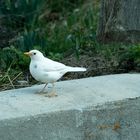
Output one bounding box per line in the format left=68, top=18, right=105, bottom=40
left=0, top=74, right=140, bottom=140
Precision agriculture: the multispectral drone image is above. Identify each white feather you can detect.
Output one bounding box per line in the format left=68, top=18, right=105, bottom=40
left=28, top=50, right=87, bottom=83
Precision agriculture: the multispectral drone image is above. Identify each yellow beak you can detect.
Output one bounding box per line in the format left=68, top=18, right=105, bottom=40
left=24, top=52, right=32, bottom=56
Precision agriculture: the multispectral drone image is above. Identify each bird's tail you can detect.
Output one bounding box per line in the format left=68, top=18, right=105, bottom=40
left=66, top=66, right=87, bottom=72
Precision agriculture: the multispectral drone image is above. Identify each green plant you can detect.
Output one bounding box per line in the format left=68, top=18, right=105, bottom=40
left=120, top=44, right=140, bottom=67
left=44, top=2, right=97, bottom=58
left=0, top=47, right=29, bottom=71
left=0, top=0, right=47, bottom=52
left=12, top=29, right=47, bottom=51
left=0, top=0, right=44, bottom=30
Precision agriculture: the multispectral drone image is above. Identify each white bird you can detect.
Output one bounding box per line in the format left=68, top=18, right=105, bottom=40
left=24, top=50, right=86, bottom=97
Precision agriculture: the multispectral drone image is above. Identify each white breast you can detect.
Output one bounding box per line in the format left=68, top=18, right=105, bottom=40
left=29, top=61, right=64, bottom=83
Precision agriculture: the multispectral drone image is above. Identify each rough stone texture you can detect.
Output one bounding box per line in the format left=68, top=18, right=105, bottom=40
left=97, top=0, right=140, bottom=43
left=0, top=74, right=140, bottom=140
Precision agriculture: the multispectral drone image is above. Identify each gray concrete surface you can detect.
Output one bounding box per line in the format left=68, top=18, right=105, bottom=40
left=0, top=74, right=140, bottom=140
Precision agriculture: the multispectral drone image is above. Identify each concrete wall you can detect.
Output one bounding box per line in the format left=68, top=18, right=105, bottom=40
left=0, top=74, right=140, bottom=140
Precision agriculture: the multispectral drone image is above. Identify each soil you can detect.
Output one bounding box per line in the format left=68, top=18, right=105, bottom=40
left=61, top=54, right=126, bottom=80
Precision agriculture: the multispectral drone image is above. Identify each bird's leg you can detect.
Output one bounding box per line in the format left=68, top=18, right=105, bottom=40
left=37, top=83, right=48, bottom=94
left=45, top=83, right=57, bottom=97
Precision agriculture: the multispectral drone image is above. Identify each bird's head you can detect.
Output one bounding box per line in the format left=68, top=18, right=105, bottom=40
left=24, top=50, right=44, bottom=61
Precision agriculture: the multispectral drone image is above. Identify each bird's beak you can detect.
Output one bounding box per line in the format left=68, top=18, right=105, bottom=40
left=24, top=52, right=32, bottom=56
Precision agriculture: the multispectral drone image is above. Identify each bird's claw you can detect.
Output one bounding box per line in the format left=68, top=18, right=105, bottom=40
left=45, top=92, right=58, bottom=98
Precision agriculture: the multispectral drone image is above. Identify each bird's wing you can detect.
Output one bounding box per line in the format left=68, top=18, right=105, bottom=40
left=42, top=58, right=67, bottom=72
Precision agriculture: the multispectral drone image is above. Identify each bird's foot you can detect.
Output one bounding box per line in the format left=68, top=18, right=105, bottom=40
left=45, top=92, right=58, bottom=98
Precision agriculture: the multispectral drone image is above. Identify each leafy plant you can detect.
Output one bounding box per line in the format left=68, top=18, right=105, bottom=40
left=0, top=46, right=29, bottom=71
left=12, top=29, right=47, bottom=51
left=120, top=44, right=140, bottom=67
left=0, top=0, right=44, bottom=30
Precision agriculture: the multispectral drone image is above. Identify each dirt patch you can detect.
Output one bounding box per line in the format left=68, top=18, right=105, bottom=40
left=61, top=54, right=125, bottom=81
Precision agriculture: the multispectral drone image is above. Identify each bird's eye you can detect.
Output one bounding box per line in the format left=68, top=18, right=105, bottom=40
left=33, top=53, right=36, bottom=55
